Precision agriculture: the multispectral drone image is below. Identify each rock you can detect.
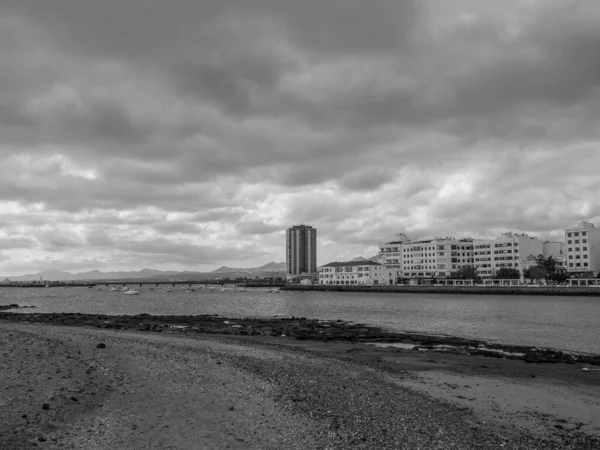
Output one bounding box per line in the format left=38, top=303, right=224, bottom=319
left=42, top=403, right=50, bottom=410
left=38, top=437, right=47, bottom=442
left=70, top=396, right=78, bottom=402
left=96, top=343, right=106, bottom=349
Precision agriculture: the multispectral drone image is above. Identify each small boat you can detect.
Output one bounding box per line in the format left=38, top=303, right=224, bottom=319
left=109, top=287, right=119, bottom=292
left=123, top=289, right=140, bottom=295
left=185, top=289, right=195, bottom=293
left=166, top=288, right=173, bottom=292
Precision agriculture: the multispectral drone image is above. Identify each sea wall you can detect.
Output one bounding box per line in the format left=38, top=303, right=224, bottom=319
left=282, top=284, right=600, bottom=296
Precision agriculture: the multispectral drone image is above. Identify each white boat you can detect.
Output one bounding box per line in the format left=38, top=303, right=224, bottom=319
left=109, top=287, right=119, bottom=292
left=166, top=288, right=173, bottom=292
left=123, top=289, right=140, bottom=295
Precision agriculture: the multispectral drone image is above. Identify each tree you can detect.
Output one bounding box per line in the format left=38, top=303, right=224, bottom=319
left=548, top=272, right=569, bottom=283
left=454, top=265, right=478, bottom=280
left=534, top=254, right=558, bottom=276
left=535, top=254, right=546, bottom=269
left=545, top=256, right=558, bottom=274
left=529, top=266, right=547, bottom=281
left=496, top=268, right=521, bottom=279
left=522, top=267, right=531, bottom=280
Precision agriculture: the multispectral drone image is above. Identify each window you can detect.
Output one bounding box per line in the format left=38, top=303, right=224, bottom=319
left=575, top=240, right=580, bottom=244
left=576, top=255, right=580, bottom=259
left=569, top=263, right=573, bottom=267
left=575, top=248, right=580, bottom=251
left=583, top=239, right=587, bottom=243
left=567, top=233, right=572, bottom=237
left=568, top=248, right=572, bottom=252
left=569, top=255, right=573, bottom=259
left=583, top=247, right=588, bottom=251
left=584, top=254, right=588, bottom=259
left=582, top=232, right=587, bottom=236
left=576, top=263, right=581, bottom=267
left=568, top=240, right=572, bottom=244
left=574, top=232, right=579, bottom=236
left=584, top=263, right=588, bottom=267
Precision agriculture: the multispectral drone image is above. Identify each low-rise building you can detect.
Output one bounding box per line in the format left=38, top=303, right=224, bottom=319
left=565, top=221, right=600, bottom=273
left=318, top=261, right=387, bottom=285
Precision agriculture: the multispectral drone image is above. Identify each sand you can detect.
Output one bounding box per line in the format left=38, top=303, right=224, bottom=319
left=1, top=321, right=599, bottom=449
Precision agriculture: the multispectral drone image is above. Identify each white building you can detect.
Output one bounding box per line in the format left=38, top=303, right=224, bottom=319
left=565, top=221, right=600, bottom=273
left=543, top=241, right=565, bottom=259
left=318, top=261, right=387, bottom=286
left=473, top=239, right=494, bottom=278
left=401, top=237, right=474, bottom=279
left=378, top=233, right=410, bottom=284
left=489, top=232, right=543, bottom=277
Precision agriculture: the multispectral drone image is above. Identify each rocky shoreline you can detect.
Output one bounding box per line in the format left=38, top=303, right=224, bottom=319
left=2, top=306, right=599, bottom=367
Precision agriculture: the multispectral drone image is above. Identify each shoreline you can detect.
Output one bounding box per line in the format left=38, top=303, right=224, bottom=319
left=2, top=307, right=599, bottom=366
left=1, top=321, right=599, bottom=449
left=283, top=284, right=600, bottom=296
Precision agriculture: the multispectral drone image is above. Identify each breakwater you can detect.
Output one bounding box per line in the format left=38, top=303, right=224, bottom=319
left=282, top=284, right=600, bottom=296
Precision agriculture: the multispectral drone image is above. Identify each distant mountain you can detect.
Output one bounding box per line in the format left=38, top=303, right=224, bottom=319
left=255, top=261, right=287, bottom=271
left=3, top=262, right=287, bottom=282
left=210, top=261, right=286, bottom=274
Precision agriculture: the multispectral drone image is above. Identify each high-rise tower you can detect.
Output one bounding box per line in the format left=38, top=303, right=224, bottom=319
left=286, top=225, right=317, bottom=279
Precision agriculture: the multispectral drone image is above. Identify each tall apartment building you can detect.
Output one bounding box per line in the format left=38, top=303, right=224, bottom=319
left=286, top=225, right=317, bottom=279
left=378, top=233, right=410, bottom=284
left=565, top=221, right=600, bottom=273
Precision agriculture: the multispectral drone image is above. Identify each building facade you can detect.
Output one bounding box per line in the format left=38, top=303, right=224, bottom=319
left=286, top=225, right=317, bottom=280
left=401, top=237, right=475, bottom=279
left=318, top=261, right=386, bottom=285
left=378, top=233, right=410, bottom=284
left=543, top=241, right=565, bottom=259
left=565, top=221, right=600, bottom=273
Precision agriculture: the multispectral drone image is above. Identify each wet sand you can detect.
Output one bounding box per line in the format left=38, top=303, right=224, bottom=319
left=1, top=311, right=600, bottom=449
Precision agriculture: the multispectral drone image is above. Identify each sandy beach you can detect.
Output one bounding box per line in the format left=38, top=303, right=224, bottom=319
left=1, top=317, right=599, bottom=450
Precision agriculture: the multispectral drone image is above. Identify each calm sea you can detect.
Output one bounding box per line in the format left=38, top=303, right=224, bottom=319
left=1, top=286, right=599, bottom=354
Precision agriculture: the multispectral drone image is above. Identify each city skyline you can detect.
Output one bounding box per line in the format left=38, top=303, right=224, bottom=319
left=1, top=1, right=600, bottom=276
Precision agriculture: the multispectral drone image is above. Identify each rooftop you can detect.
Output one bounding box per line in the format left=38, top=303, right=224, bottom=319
left=320, top=261, right=383, bottom=268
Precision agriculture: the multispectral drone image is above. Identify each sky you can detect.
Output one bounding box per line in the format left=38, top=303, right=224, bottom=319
left=1, top=0, right=599, bottom=276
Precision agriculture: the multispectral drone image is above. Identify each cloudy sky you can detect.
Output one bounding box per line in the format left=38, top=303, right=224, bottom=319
left=1, top=0, right=599, bottom=275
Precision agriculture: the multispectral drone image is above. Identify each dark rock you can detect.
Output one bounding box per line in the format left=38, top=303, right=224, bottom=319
left=96, top=343, right=106, bottom=349
left=70, top=397, right=78, bottom=402
left=38, top=437, right=47, bottom=442
left=42, top=404, right=50, bottom=410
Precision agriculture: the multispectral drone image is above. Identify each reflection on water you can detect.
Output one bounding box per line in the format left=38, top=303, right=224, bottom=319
left=1, top=286, right=599, bottom=354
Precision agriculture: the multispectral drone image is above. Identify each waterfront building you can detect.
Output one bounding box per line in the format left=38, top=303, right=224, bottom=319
left=473, top=239, right=494, bottom=278
left=490, top=232, right=543, bottom=277
left=378, top=233, right=410, bottom=284
left=401, top=237, right=474, bottom=279
left=543, top=241, right=565, bottom=259
left=286, top=224, right=317, bottom=281
left=564, top=221, right=600, bottom=273
left=318, top=261, right=386, bottom=285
